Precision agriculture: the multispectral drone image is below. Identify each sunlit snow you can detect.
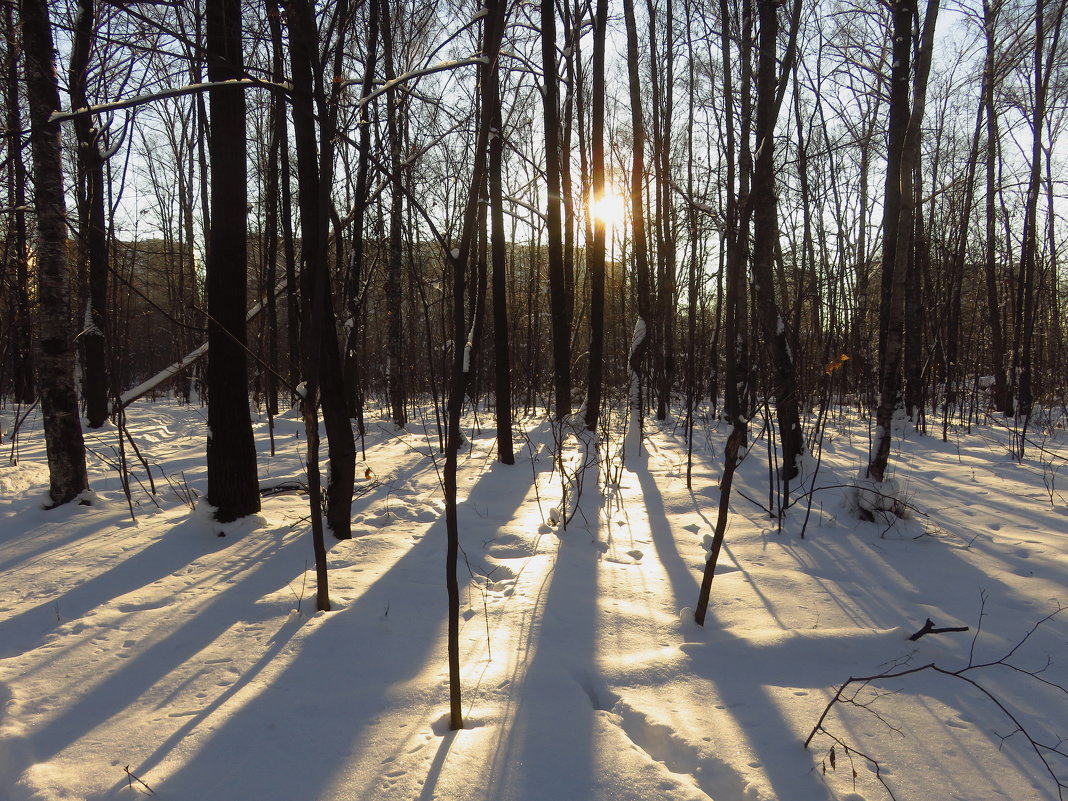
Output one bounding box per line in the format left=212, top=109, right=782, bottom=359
left=0, top=401, right=1065, bottom=801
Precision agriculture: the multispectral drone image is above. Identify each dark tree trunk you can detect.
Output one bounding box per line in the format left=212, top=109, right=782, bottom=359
left=541, top=0, right=572, bottom=419
left=380, top=0, right=407, bottom=428
left=723, top=0, right=751, bottom=429
left=869, top=0, right=938, bottom=482
left=342, top=0, right=379, bottom=437
left=694, top=0, right=749, bottom=623
left=982, top=0, right=1009, bottom=414
left=205, top=0, right=260, bottom=522
left=648, top=0, right=676, bottom=422
left=443, top=1, right=506, bottom=730
left=266, top=2, right=300, bottom=395
left=749, top=0, right=803, bottom=482
left=1015, top=0, right=1064, bottom=435
left=69, top=0, right=110, bottom=428
left=287, top=0, right=334, bottom=608
left=486, top=0, right=514, bottom=464
left=3, top=2, right=34, bottom=404
left=261, top=0, right=289, bottom=422
left=622, top=0, right=653, bottom=453
left=287, top=0, right=355, bottom=540
left=877, top=0, right=914, bottom=380
left=584, top=0, right=608, bottom=434
left=683, top=0, right=699, bottom=486
left=21, top=0, right=90, bottom=506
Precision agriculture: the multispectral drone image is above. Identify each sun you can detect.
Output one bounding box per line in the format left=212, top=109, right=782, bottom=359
left=590, top=188, right=627, bottom=229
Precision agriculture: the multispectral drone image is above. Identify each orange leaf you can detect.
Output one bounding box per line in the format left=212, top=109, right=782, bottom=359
left=824, top=353, right=849, bottom=374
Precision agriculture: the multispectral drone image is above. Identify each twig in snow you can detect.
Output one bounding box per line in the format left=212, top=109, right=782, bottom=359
left=123, top=765, right=155, bottom=795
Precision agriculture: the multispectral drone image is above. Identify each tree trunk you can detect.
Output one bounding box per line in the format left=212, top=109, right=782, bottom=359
left=487, top=0, right=514, bottom=464
left=342, top=0, right=379, bottom=437
left=21, top=0, right=90, bottom=506
left=749, top=0, right=803, bottom=482
left=722, top=0, right=750, bottom=429
left=648, top=0, right=676, bottom=422
left=204, top=0, right=260, bottom=523
left=584, top=0, right=608, bottom=434
left=288, top=0, right=356, bottom=540
left=69, top=0, right=110, bottom=428
left=380, top=0, right=408, bottom=428
left=3, top=2, right=34, bottom=404
left=868, top=0, right=938, bottom=483
left=541, top=0, right=572, bottom=420
left=1015, top=0, right=1065, bottom=439
left=622, top=0, right=653, bottom=456
left=982, top=0, right=1009, bottom=415
left=287, top=0, right=336, bottom=607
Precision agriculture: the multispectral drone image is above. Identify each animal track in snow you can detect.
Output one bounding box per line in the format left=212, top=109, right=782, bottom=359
left=611, top=699, right=758, bottom=801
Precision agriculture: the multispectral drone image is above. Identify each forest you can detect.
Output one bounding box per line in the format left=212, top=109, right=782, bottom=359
left=2, top=0, right=1068, bottom=799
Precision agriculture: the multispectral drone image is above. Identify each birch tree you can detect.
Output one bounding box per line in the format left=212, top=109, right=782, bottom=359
left=21, top=0, right=90, bottom=506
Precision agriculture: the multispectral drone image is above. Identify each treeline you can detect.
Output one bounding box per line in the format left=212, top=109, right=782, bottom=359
left=3, top=0, right=1067, bottom=518
left=2, top=0, right=1067, bottom=730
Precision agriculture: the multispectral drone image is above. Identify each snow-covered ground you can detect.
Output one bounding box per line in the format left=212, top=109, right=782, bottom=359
left=1, top=399, right=1065, bottom=801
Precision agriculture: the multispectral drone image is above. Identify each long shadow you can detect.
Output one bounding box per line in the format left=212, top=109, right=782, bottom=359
left=0, top=513, right=243, bottom=659
left=108, top=609, right=305, bottom=791
left=150, top=430, right=555, bottom=801
left=629, top=447, right=843, bottom=799
left=633, top=453, right=701, bottom=611
left=136, top=518, right=465, bottom=800
left=0, top=508, right=108, bottom=575
left=678, top=424, right=1053, bottom=639
left=0, top=524, right=313, bottom=797
left=485, top=517, right=602, bottom=801
left=663, top=426, right=1068, bottom=800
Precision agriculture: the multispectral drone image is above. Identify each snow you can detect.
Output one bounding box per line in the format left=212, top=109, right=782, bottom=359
left=629, top=317, right=648, bottom=359
left=1, top=401, right=1066, bottom=801
left=50, top=80, right=292, bottom=124
left=358, top=58, right=486, bottom=108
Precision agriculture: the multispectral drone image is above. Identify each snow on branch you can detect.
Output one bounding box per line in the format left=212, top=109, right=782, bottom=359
left=503, top=196, right=548, bottom=223
left=50, top=79, right=292, bottom=124
left=668, top=179, right=724, bottom=228
left=116, top=341, right=208, bottom=409
left=355, top=57, right=487, bottom=108
left=115, top=281, right=285, bottom=410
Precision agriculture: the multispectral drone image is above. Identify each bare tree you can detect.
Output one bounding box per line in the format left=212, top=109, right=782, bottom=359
left=204, top=0, right=260, bottom=522
left=380, top=0, right=408, bottom=428
left=622, top=0, right=654, bottom=457
left=541, top=0, right=572, bottom=420
left=21, top=0, right=90, bottom=506
left=748, top=0, right=804, bottom=483
left=69, top=0, right=111, bottom=428
left=488, top=0, right=514, bottom=464
left=584, top=0, right=608, bottom=434
left=2, top=2, right=34, bottom=405
left=868, top=0, right=939, bottom=484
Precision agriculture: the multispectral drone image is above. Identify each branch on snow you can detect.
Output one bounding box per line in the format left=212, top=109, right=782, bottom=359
left=908, top=618, right=970, bottom=641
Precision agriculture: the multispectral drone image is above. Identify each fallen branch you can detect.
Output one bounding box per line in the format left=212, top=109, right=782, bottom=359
left=908, top=618, right=970, bottom=641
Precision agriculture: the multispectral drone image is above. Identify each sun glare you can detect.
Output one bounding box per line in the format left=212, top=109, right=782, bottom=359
left=591, top=188, right=627, bottom=229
